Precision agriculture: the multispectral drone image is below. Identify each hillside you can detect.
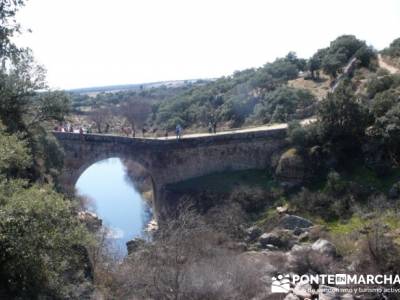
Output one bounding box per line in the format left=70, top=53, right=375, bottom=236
left=68, top=35, right=382, bottom=137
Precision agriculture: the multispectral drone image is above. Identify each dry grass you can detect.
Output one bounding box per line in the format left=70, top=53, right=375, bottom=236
left=288, top=75, right=331, bottom=100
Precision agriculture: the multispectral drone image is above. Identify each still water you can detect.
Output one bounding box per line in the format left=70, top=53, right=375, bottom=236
left=75, top=157, right=151, bottom=254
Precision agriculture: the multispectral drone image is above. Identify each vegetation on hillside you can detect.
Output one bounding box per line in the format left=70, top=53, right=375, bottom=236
left=68, top=35, right=377, bottom=137
left=381, top=37, right=400, bottom=68
left=2, top=0, right=400, bottom=297
left=0, top=1, right=93, bottom=298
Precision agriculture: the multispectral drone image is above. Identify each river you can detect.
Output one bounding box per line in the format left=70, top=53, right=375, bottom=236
left=75, top=157, right=151, bottom=254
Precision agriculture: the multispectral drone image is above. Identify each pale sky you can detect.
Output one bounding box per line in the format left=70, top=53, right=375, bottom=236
left=14, top=0, right=400, bottom=90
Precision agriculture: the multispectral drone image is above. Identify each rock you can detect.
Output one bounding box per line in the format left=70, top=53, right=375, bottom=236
left=126, top=238, right=146, bottom=255
left=293, top=282, right=312, bottom=299
left=318, top=285, right=340, bottom=300
left=145, top=219, right=158, bottom=232
left=284, top=293, right=300, bottom=300
left=226, top=241, right=247, bottom=251
left=388, top=182, right=400, bottom=199
left=247, top=243, right=262, bottom=251
left=311, top=239, right=337, bottom=257
left=297, top=231, right=309, bottom=242
left=259, top=232, right=283, bottom=248
left=291, top=244, right=311, bottom=253
left=277, top=204, right=289, bottom=214
left=286, top=244, right=312, bottom=270
left=78, top=211, right=102, bottom=232
left=278, top=214, right=313, bottom=230
left=259, top=230, right=296, bottom=250
left=263, top=244, right=279, bottom=251
left=275, top=148, right=308, bottom=187
left=246, top=225, right=262, bottom=242
left=293, top=227, right=305, bottom=236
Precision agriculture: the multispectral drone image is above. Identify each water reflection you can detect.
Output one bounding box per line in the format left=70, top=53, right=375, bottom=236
left=75, top=157, right=151, bottom=254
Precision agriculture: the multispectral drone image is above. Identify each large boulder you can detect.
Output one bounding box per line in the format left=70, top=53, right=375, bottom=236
left=275, top=148, right=307, bottom=187
left=259, top=230, right=296, bottom=250
left=246, top=225, right=262, bottom=242
left=311, top=239, right=337, bottom=257
left=284, top=293, right=300, bottom=300
left=293, top=281, right=313, bottom=299
left=278, top=214, right=313, bottom=230
left=259, top=232, right=282, bottom=248
left=126, top=238, right=146, bottom=255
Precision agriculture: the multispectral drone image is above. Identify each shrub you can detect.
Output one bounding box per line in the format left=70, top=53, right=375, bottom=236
left=0, top=181, right=91, bottom=299
left=111, top=207, right=267, bottom=300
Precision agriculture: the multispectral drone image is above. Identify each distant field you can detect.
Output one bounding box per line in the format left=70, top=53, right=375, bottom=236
left=68, top=78, right=214, bottom=95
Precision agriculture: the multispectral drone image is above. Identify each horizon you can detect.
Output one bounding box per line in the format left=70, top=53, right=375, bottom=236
left=14, top=0, right=400, bottom=90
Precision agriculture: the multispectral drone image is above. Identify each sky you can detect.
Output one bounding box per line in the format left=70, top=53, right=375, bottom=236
left=14, top=0, right=400, bottom=90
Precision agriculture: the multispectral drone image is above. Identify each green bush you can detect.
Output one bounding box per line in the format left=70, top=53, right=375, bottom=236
left=381, top=37, right=400, bottom=58
left=249, top=86, right=315, bottom=123
left=0, top=123, right=31, bottom=178
left=0, top=181, right=91, bottom=298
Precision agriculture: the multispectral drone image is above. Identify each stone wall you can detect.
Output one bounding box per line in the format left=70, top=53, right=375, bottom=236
left=54, top=128, right=288, bottom=218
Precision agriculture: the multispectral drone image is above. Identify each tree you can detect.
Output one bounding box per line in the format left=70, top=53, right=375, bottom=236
left=120, top=100, right=152, bottom=132
left=0, top=3, right=93, bottom=299
left=0, top=181, right=91, bottom=298
left=249, top=86, right=315, bottom=124
left=285, top=51, right=307, bottom=71
left=307, top=48, right=327, bottom=80
left=317, top=81, right=370, bottom=159
left=372, top=103, right=400, bottom=166
left=322, top=52, right=347, bottom=79
left=311, top=35, right=374, bottom=79
left=0, top=121, right=31, bottom=178
left=0, top=0, right=26, bottom=63
left=88, top=106, right=111, bottom=133
left=382, top=37, right=400, bottom=58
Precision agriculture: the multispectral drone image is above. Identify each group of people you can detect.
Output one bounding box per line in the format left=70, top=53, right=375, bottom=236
left=54, top=124, right=89, bottom=135
left=54, top=120, right=219, bottom=140
left=208, top=121, right=217, bottom=134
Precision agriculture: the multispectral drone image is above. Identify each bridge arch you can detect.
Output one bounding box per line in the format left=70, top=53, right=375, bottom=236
left=54, top=129, right=288, bottom=219
left=67, top=151, right=154, bottom=191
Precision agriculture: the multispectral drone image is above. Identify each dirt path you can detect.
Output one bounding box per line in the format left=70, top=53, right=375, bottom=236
left=378, top=54, right=399, bottom=74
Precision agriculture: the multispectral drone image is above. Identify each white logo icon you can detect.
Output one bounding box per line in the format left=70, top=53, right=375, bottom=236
left=271, top=274, right=291, bottom=293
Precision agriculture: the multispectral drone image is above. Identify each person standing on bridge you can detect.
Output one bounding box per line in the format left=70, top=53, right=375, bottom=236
left=176, top=124, right=182, bottom=139
left=208, top=121, right=213, bottom=134
left=212, top=121, right=217, bottom=134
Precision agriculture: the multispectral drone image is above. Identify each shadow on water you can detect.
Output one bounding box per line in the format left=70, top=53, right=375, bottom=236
left=75, top=157, right=152, bottom=255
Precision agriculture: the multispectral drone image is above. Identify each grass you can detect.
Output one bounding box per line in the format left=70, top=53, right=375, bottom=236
left=255, top=207, right=279, bottom=227
left=167, top=169, right=277, bottom=193
left=342, top=165, right=400, bottom=192
left=324, top=215, right=366, bottom=234
left=305, top=164, right=400, bottom=194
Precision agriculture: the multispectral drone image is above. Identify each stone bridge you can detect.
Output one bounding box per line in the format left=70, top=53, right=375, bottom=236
left=54, top=128, right=288, bottom=218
